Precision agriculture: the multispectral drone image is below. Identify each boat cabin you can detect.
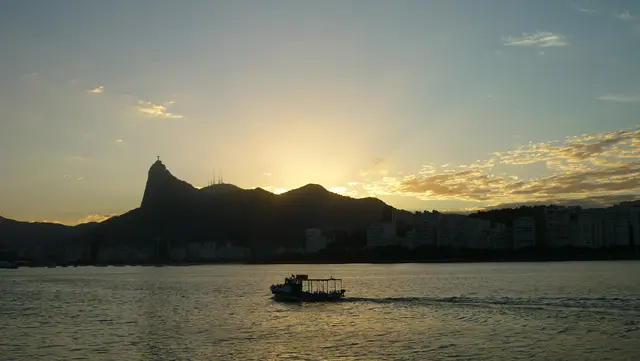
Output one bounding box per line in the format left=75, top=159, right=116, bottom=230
left=284, top=274, right=344, bottom=294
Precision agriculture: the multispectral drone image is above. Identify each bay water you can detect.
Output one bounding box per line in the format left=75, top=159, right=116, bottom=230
left=1, top=261, right=639, bottom=360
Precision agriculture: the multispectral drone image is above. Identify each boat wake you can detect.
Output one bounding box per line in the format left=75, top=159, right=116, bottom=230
left=342, top=295, right=640, bottom=314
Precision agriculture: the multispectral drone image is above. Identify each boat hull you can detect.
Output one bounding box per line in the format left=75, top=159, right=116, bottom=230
left=271, top=290, right=345, bottom=302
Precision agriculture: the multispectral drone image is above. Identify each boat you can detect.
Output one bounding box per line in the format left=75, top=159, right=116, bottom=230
left=270, top=274, right=346, bottom=302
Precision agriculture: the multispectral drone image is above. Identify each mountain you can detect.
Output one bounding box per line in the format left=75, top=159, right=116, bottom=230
left=65, top=160, right=394, bottom=257
left=0, top=159, right=402, bottom=261
left=141, top=159, right=199, bottom=209
left=0, top=216, right=98, bottom=260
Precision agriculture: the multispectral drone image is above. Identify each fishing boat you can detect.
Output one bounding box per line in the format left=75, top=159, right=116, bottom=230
left=270, top=274, right=345, bottom=302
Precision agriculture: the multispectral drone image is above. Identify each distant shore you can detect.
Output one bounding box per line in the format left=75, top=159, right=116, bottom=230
left=4, top=254, right=639, bottom=269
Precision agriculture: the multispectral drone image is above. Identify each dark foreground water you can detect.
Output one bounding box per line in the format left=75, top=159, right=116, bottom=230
left=1, top=262, right=640, bottom=360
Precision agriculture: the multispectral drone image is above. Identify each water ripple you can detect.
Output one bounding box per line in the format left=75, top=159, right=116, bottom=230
left=1, top=261, right=639, bottom=360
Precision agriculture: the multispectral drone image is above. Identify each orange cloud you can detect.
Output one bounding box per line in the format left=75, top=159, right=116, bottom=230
left=88, top=86, right=104, bottom=94
left=136, top=100, right=183, bottom=119
left=75, top=213, right=116, bottom=225
left=361, top=127, right=640, bottom=208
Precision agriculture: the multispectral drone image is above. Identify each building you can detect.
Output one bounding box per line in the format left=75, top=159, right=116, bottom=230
left=605, top=206, right=631, bottom=247
left=575, top=209, right=610, bottom=249
left=630, top=203, right=640, bottom=249
left=513, top=216, right=536, bottom=249
left=581, top=208, right=606, bottom=249
left=465, top=218, right=492, bottom=249
left=606, top=201, right=640, bottom=248
left=576, top=213, right=594, bottom=248
left=436, top=214, right=471, bottom=248
left=366, top=222, right=398, bottom=248
left=412, top=211, right=439, bottom=247
left=488, top=222, right=509, bottom=249
left=545, top=206, right=579, bottom=247
left=366, top=206, right=398, bottom=248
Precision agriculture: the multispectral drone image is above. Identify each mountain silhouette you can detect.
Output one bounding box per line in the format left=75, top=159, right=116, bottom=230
left=24, top=159, right=394, bottom=260
left=141, top=159, right=199, bottom=208
left=0, top=216, right=98, bottom=259
left=0, top=160, right=405, bottom=261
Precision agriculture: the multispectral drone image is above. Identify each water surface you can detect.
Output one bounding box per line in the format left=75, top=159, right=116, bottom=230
left=1, top=261, right=639, bottom=360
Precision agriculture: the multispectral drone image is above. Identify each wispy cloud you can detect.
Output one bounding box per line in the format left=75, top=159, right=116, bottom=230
left=361, top=127, right=640, bottom=208
left=503, top=32, right=569, bottom=47
left=570, top=0, right=596, bottom=13
left=598, top=94, right=640, bottom=103
left=616, top=11, right=635, bottom=22
left=136, top=100, right=183, bottom=119
left=41, top=213, right=117, bottom=226
left=575, top=7, right=595, bottom=13
left=88, top=86, right=104, bottom=94
left=615, top=11, right=640, bottom=33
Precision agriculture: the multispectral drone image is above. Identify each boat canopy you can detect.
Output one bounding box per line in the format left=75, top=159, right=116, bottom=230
left=291, top=274, right=342, bottom=281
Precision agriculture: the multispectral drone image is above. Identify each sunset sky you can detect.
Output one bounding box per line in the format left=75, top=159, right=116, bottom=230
left=1, top=1, right=639, bottom=225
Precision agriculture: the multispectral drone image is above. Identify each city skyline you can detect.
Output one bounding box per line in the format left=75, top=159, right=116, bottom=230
left=1, top=1, right=639, bottom=225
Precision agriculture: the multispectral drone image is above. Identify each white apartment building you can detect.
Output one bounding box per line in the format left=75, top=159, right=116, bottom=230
left=436, top=215, right=466, bottom=248
left=413, top=211, right=439, bottom=247
left=435, top=215, right=491, bottom=249
left=545, top=206, right=579, bottom=247
left=605, top=202, right=640, bottom=247
left=488, top=222, right=510, bottom=249
left=465, top=218, right=492, bottom=249
left=577, top=214, right=594, bottom=248
left=514, top=216, right=536, bottom=249
left=366, top=222, right=397, bottom=248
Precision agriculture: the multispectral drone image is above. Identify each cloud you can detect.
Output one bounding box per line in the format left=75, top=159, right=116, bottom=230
left=362, top=127, right=639, bottom=208
left=75, top=213, right=116, bottom=225
left=616, top=11, right=635, bottom=22
left=136, top=100, right=183, bottom=119
left=495, top=128, right=639, bottom=165
left=329, top=186, right=348, bottom=195
left=38, top=219, right=65, bottom=225
left=575, top=7, right=595, bottom=13
left=615, top=11, right=640, bottom=33
left=570, top=1, right=595, bottom=13
left=598, top=94, right=640, bottom=103
left=88, top=86, right=104, bottom=94
left=480, top=193, right=639, bottom=212
left=503, top=32, right=568, bottom=47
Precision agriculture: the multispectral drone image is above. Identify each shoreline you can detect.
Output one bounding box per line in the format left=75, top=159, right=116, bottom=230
left=5, top=256, right=639, bottom=269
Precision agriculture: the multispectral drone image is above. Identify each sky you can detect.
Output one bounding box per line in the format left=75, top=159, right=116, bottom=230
left=0, top=0, right=639, bottom=225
